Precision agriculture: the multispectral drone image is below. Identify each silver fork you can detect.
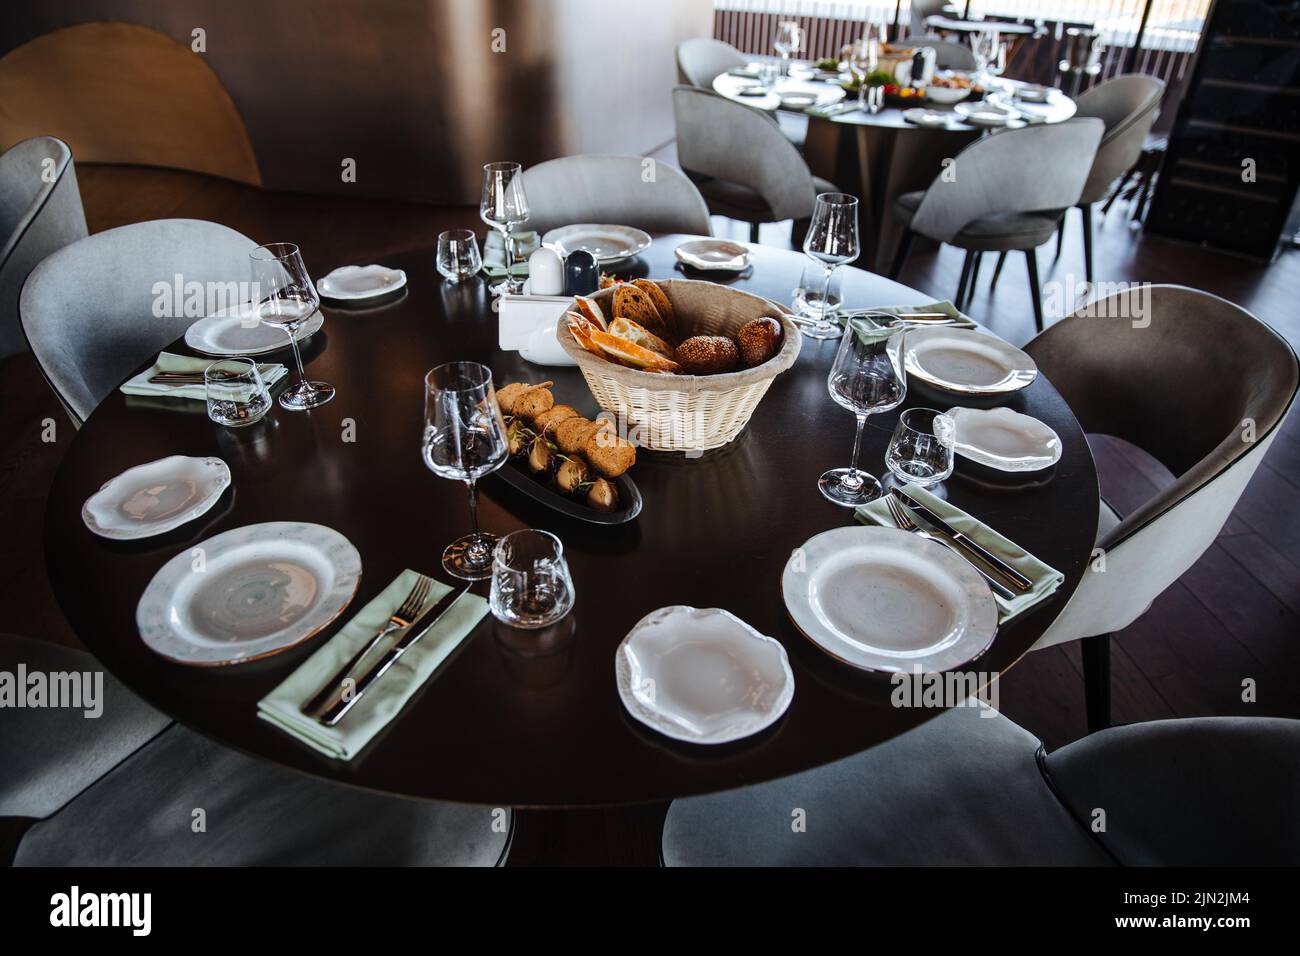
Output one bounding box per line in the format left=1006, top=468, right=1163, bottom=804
left=300, top=574, right=434, bottom=716
left=886, top=496, right=1014, bottom=600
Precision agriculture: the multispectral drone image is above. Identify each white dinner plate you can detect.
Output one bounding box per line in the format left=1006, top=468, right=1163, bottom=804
left=947, top=406, right=1062, bottom=472
left=674, top=239, right=751, bottom=272
left=136, top=521, right=362, bottom=666
left=317, top=263, right=408, bottom=300
left=541, top=224, right=652, bottom=264
left=615, top=606, right=794, bottom=744
left=782, top=527, right=998, bottom=673
left=902, top=107, right=951, bottom=127
left=82, top=456, right=231, bottom=540
left=954, top=101, right=1015, bottom=127
left=184, top=302, right=324, bottom=357
left=903, top=327, right=1037, bottom=395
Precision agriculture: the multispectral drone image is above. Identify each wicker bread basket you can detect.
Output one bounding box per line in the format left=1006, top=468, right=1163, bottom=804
left=556, top=278, right=801, bottom=452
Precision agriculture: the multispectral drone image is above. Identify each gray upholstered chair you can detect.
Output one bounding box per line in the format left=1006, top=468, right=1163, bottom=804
left=520, top=154, right=712, bottom=238
left=888, top=118, right=1104, bottom=332
left=662, top=705, right=1300, bottom=866
left=673, top=86, right=837, bottom=243
left=676, top=37, right=748, bottom=88
left=900, top=35, right=978, bottom=71
left=20, top=218, right=258, bottom=425
left=0, top=137, right=87, bottom=361
left=908, top=0, right=952, bottom=38
left=1052, top=74, right=1164, bottom=284
left=1025, top=286, right=1299, bottom=731
left=3, top=634, right=511, bottom=866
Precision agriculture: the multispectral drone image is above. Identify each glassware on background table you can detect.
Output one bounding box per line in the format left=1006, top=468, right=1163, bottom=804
left=819, top=314, right=907, bottom=506
left=249, top=243, right=334, bottom=410
left=204, top=358, right=270, bottom=428
left=422, top=361, right=510, bottom=580
left=972, top=29, right=1001, bottom=83
left=886, top=407, right=956, bottom=488
left=436, top=229, right=483, bottom=281
left=480, top=162, right=529, bottom=295
left=799, top=193, right=860, bottom=340
left=847, top=37, right=878, bottom=111
left=793, top=262, right=842, bottom=319
left=773, top=20, right=803, bottom=75
left=489, top=529, right=575, bottom=629
left=758, top=59, right=781, bottom=89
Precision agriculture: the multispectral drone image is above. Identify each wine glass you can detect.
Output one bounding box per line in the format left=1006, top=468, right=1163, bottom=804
left=774, top=20, right=803, bottom=75
left=847, top=37, right=878, bottom=110
left=480, top=162, right=529, bottom=295
left=422, top=362, right=510, bottom=580
left=249, top=243, right=333, bottom=410
left=972, top=29, right=1000, bottom=83
left=819, top=314, right=907, bottom=506
left=886, top=407, right=955, bottom=488
left=800, top=193, right=860, bottom=340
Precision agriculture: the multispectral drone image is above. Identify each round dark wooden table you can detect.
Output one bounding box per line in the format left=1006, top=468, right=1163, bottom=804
left=44, top=235, right=1098, bottom=808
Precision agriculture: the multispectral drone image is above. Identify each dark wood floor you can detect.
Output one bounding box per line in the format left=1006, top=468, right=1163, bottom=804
left=3, top=164, right=1297, bottom=865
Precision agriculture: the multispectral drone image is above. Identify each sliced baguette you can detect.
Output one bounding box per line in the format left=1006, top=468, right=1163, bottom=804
left=632, top=280, right=676, bottom=341
left=588, top=327, right=680, bottom=372
left=608, top=317, right=674, bottom=360
left=573, top=295, right=608, bottom=331
left=613, top=283, right=670, bottom=341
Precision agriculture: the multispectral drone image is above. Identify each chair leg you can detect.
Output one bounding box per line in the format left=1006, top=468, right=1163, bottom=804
left=1081, top=634, right=1112, bottom=734
left=888, top=229, right=914, bottom=281
left=1101, top=164, right=1137, bottom=215
left=1024, top=247, right=1044, bottom=333
left=989, top=251, right=1008, bottom=291
left=749, top=221, right=761, bottom=243
left=1133, top=173, right=1155, bottom=223
left=1080, top=203, right=1094, bottom=286
left=955, top=249, right=974, bottom=308
left=1053, top=216, right=1065, bottom=261
left=965, top=252, right=983, bottom=310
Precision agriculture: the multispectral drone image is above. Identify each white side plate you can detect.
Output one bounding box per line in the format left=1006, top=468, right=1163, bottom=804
left=136, top=522, right=362, bottom=666
left=947, top=406, right=1062, bottom=472
left=185, top=303, right=323, bottom=357
left=317, top=264, right=408, bottom=300
left=903, top=327, right=1037, bottom=395
left=616, top=606, right=794, bottom=744
left=542, top=224, right=652, bottom=264
left=903, top=108, right=951, bottom=127
left=674, top=239, right=751, bottom=272
left=782, top=526, right=998, bottom=673
left=82, top=456, right=231, bottom=540
left=954, top=101, right=1014, bottom=126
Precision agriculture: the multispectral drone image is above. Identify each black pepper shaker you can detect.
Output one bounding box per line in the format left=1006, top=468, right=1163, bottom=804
left=563, top=250, right=599, bottom=297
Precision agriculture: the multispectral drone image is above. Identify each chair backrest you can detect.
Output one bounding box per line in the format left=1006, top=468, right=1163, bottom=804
left=908, top=0, right=950, bottom=37
left=909, top=118, right=1105, bottom=243
left=20, top=218, right=257, bottom=424
left=672, top=86, right=818, bottom=222
left=1074, top=73, right=1165, bottom=204
left=676, top=37, right=748, bottom=88
left=520, top=154, right=713, bottom=238
left=1027, top=285, right=1298, bottom=645
left=900, top=35, right=978, bottom=71
left=0, top=136, right=88, bottom=360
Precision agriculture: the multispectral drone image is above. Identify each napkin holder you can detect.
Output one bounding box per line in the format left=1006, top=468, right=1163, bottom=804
left=498, top=294, right=578, bottom=367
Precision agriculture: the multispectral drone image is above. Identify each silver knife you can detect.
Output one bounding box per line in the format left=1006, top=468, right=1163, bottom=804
left=316, top=584, right=470, bottom=726
left=891, top=488, right=1034, bottom=591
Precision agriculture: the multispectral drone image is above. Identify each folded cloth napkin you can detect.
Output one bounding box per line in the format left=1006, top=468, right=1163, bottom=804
left=482, top=230, right=538, bottom=279
left=120, top=351, right=287, bottom=401
left=856, top=484, right=1064, bottom=623
left=854, top=300, right=977, bottom=329
left=806, top=99, right=862, bottom=119
left=727, top=66, right=762, bottom=78
left=258, top=570, right=488, bottom=760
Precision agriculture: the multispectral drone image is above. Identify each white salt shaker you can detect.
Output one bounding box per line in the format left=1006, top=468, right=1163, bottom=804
left=527, top=247, right=564, bottom=295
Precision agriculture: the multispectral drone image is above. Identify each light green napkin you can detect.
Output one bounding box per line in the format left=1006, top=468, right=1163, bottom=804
left=120, top=352, right=287, bottom=401
left=482, top=230, right=538, bottom=278
left=806, top=99, right=861, bottom=118
left=856, top=301, right=977, bottom=329
left=257, top=570, right=487, bottom=760
left=856, top=484, right=1064, bottom=623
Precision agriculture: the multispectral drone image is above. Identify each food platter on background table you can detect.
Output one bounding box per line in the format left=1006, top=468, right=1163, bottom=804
left=81, top=456, right=231, bottom=540
left=903, top=327, right=1037, bottom=396
left=184, top=303, right=324, bottom=356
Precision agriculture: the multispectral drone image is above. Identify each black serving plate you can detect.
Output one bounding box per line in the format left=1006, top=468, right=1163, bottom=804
left=491, top=459, right=643, bottom=525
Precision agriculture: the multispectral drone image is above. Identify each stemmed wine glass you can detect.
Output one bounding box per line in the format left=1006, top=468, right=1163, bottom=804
left=819, top=314, right=907, bottom=506
left=480, top=162, right=529, bottom=295
left=249, top=243, right=334, bottom=410
left=422, top=362, right=510, bottom=580
left=800, top=193, right=860, bottom=340
left=972, top=29, right=1001, bottom=84
left=774, top=20, right=803, bottom=75
left=848, top=37, right=877, bottom=111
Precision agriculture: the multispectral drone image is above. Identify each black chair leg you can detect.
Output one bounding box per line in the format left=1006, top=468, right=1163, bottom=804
left=1102, top=164, right=1137, bottom=215
left=1081, top=634, right=1112, bottom=734
left=1053, top=216, right=1065, bottom=261
left=1134, top=173, right=1155, bottom=223
left=1080, top=203, right=1094, bottom=286
left=989, top=251, right=1008, bottom=291
left=749, top=221, right=761, bottom=243
left=1024, top=247, right=1044, bottom=333
left=955, top=249, right=974, bottom=308
left=888, top=229, right=914, bottom=280
left=964, top=252, right=983, bottom=310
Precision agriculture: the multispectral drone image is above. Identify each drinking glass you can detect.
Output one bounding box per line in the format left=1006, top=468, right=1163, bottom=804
left=204, top=358, right=270, bottom=427
left=847, top=37, right=877, bottom=110
left=972, top=29, right=1000, bottom=82
left=800, top=193, right=860, bottom=340
left=773, top=20, right=803, bottom=74
left=792, top=262, right=842, bottom=319
left=886, top=407, right=956, bottom=488
left=249, top=243, right=334, bottom=410
left=437, top=229, right=483, bottom=281
left=422, top=362, right=510, bottom=580
left=480, top=162, right=529, bottom=295
left=819, top=314, right=907, bottom=506
left=489, top=529, right=576, bottom=629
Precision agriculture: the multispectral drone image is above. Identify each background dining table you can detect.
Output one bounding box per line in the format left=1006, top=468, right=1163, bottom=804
left=43, top=236, right=1099, bottom=820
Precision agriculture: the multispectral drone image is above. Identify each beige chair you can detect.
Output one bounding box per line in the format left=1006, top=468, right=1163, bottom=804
left=676, top=37, right=748, bottom=88
left=673, top=86, right=838, bottom=243
left=1025, top=286, right=1299, bottom=731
